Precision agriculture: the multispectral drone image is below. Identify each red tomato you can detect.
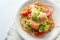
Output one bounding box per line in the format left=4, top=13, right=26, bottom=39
left=45, top=8, right=51, bottom=17
left=34, top=32, right=46, bottom=37
left=22, top=10, right=31, bottom=16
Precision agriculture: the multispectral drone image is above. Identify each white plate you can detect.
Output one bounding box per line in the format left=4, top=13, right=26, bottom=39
left=16, top=0, right=60, bottom=40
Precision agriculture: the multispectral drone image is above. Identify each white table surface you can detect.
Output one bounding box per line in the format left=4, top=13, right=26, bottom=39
left=0, top=0, right=27, bottom=40
left=0, top=0, right=60, bottom=40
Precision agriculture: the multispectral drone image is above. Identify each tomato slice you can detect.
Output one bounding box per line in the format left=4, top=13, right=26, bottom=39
left=22, top=10, right=31, bottom=16
left=45, top=8, right=51, bottom=17
left=34, top=32, right=46, bottom=37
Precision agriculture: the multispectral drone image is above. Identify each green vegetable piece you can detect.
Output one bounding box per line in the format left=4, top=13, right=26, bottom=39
left=25, top=25, right=32, bottom=31
left=25, top=20, right=32, bottom=31
left=31, top=7, right=44, bottom=23
left=38, top=23, right=49, bottom=32
left=36, top=11, right=40, bottom=16
left=25, top=20, right=30, bottom=25
left=45, top=18, right=48, bottom=22
left=39, top=24, right=45, bottom=32
left=44, top=24, right=49, bottom=31
left=32, top=15, right=41, bottom=23
left=38, top=7, right=44, bottom=12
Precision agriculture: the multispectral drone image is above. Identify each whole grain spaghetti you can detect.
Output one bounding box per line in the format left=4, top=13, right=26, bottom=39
left=20, top=2, right=54, bottom=37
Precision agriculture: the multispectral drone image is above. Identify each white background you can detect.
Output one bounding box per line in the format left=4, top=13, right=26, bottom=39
left=0, top=0, right=60, bottom=40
